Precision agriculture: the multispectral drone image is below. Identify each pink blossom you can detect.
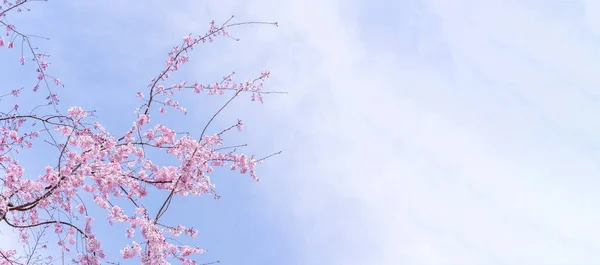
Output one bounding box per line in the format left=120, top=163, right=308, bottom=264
left=136, top=114, right=150, bottom=126
left=67, top=106, right=87, bottom=119
left=54, top=222, right=63, bottom=234
left=9, top=130, right=18, bottom=141
left=20, top=231, right=29, bottom=243
left=126, top=228, right=135, bottom=238
left=67, top=235, right=76, bottom=245
left=183, top=35, right=192, bottom=45
left=76, top=203, right=86, bottom=214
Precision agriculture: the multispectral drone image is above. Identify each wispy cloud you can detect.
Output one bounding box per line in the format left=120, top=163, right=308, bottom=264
left=204, top=0, right=600, bottom=264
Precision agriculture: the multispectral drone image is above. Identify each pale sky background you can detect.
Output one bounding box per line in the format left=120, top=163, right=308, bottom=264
left=2, top=0, right=600, bottom=264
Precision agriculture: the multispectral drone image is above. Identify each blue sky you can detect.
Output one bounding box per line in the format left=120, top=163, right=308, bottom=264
left=2, top=0, right=600, bottom=264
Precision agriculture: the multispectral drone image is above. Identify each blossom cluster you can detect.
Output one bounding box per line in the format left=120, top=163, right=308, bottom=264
left=1, top=3, right=279, bottom=264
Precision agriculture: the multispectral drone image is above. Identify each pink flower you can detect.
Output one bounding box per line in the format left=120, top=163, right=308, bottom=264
left=67, top=235, right=76, bottom=245
left=126, top=228, right=135, bottom=238
left=20, top=231, right=29, bottom=243
left=183, top=35, right=192, bottom=45
left=144, top=129, right=155, bottom=140
left=67, top=106, right=87, bottom=119
left=76, top=203, right=86, bottom=214
left=54, top=222, right=63, bottom=234
left=9, top=131, right=18, bottom=141
left=136, top=114, right=150, bottom=126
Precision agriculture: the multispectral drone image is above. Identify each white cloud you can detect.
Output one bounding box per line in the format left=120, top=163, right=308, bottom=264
left=168, top=0, right=600, bottom=264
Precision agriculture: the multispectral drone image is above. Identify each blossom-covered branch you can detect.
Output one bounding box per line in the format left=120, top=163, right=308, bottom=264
left=0, top=2, right=281, bottom=264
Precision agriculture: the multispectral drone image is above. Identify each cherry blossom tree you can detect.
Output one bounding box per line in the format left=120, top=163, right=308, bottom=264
left=0, top=1, right=281, bottom=264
